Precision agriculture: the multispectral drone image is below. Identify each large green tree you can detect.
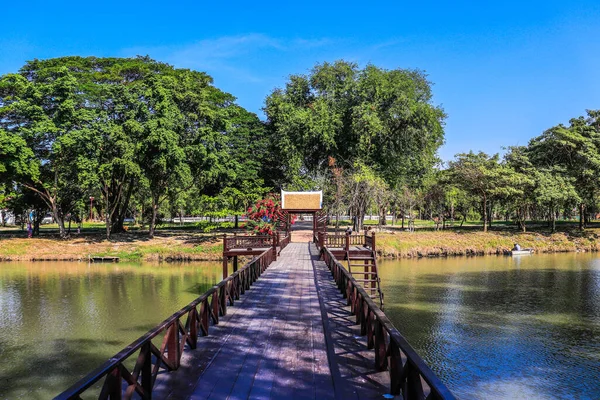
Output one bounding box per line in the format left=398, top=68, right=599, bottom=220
left=264, top=60, right=446, bottom=190
left=528, top=110, right=600, bottom=229
left=0, top=56, right=262, bottom=238
left=449, top=152, right=526, bottom=232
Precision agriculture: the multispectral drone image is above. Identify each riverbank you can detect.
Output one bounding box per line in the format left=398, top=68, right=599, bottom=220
left=376, top=229, right=600, bottom=258
left=0, top=232, right=223, bottom=262
left=1, top=228, right=599, bottom=262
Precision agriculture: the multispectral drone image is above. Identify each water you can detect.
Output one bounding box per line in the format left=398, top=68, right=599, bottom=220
left=0, top=261, right=221, bottom=399
left=378, top=254, right=600, bottom=399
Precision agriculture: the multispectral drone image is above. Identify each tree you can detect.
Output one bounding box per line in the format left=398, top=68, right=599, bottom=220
left=1, top=56, right=259, bottom=238
left=503, top=147, right=536, bottom=231
left=533, top=168, right=579, bottom=232
left=528, top=110, right=600, bottom=230
left=264, top=60, right=445, bottom=190
left=448, top=152, right=524, bottom=232
left=0, top=69, right=88, bottom=237
left=216, top=105, right=269, bottom=228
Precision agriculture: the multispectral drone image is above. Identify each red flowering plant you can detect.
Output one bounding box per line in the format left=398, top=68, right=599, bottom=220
left=245, top=195, right=296, bottom=235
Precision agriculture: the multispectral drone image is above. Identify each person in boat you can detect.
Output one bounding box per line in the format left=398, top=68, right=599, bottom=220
left=512, top=243, right=521, bottom=251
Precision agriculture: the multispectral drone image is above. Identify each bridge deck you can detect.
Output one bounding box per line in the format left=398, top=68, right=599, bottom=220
left=155, top=242, right=389, bottom=399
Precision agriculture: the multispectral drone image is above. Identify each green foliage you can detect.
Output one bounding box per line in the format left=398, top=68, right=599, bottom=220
left=0, top=56, right=266, bottom=237
left=528, top=111, right=600, bottom=228
left=264, top=60, right=446, bottom=189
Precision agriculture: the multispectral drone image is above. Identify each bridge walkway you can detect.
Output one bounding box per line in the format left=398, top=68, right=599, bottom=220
left=154, top=242, right=389, bottom=399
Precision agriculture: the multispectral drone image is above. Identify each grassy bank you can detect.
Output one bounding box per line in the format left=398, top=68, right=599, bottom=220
left=0, top=232, right=223, bottom=262
left=3, top=225, right=600, bottom=262
left=376, top=229, right=600, bottom=258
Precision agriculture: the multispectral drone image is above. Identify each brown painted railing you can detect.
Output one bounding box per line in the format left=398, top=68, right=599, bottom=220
left=223, top=235, right=272, bottom=251
left=320, top=247, right=455, bottom=400
left=55, top=248, right=275, bottom=400
left=317, top=232, right=373, bottom=250
left=278, top=231, right=291, bottom=250
left=364, top=233, right=375, bottom=252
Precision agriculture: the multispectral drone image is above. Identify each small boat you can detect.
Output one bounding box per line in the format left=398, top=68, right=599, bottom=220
left=510, top=249, right=533, bottom=256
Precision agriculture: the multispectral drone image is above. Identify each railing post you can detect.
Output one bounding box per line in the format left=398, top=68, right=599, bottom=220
left=103, top=366, right=122, bottom=400
left=166, top=322, right=181, bottom=369
left=222, top=234, right=228, bottom=279
left=389, top=340, right=401, bottom=395
left=141, top=342, right=152, bottom=396
left=374, top=319, right=388, bottom=371
left=272, top=232, right=277, bottom=261
left=345, top=232, right=350, bottom=252
left=372, top=231, right=376, bottom=254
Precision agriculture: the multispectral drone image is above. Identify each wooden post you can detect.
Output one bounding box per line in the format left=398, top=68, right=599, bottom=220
left=101, top=366, right=122, bottom=400
left=222, top=234, right=228, bottom=279
left=372, top=231, right=376, bottom=254
left=166, top=322, right=181, bottom=369
left=374, top=319, right=388, bottom=371
left=141, top=342, right=152, bottom=395
left=233, top=256, right=238, bottom=273
left=272, top=233, right=277, bottom=261
left=345, top=232, right=350, bottom=253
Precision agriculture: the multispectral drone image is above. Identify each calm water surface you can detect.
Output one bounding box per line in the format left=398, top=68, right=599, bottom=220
left=0, top=261, right=221, bottom=399
left=378, top=254, right=600, bottom=399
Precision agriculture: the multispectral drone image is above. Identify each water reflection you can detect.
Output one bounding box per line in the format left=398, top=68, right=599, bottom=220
left=0, top=261, right=221, bottom=399
left=378, top=254, right=600, bottom=399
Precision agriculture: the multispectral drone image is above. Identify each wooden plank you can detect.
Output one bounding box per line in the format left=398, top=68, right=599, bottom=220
left=153, top=242, right=392, bottom=399
left=310, top=244, right=390, bottom=399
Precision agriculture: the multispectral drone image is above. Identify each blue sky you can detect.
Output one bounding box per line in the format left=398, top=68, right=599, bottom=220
left=2, top=0, right=599, bottom=161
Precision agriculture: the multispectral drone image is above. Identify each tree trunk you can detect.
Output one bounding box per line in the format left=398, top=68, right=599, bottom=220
left=111, top=177, right=134, bottom=234
left=355, top=213, right=365, bottom=232
left=482, top=196, right=488, bottom=232
left=50, top=201, right=67, bottom=238
left=380, top=207, right=387, bottom=226
left=579, top=203, right=585, bottom=230
left=105, top=210, right=111, bottom=240
left=401, top=215, right=405, bottom=229
left=149, top=201, right=158, bottom=239
left=234, top=214, right=239, bottom=229
left=33, top=208, right=43, bottom=236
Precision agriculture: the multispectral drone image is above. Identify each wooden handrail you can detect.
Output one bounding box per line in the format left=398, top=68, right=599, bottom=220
left=223, top=235, right=273, bottom=251
left=279, top=232, right=291, bottom=251
left=55, top=248, right=275, bottom=400
left=320, top=247, right=455, bottom=400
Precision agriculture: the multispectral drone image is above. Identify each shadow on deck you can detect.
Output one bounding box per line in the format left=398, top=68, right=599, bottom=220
left=153, top=242, right=390, bottom=399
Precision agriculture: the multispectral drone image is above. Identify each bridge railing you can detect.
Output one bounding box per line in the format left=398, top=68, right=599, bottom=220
left=317, top=231, right=376, bottom=251
left=278, top=231, right=291, bottom=251
left=320, top=247, right=455, bottom=400
left=223, top=235, right=273, bottom=251
left=56, top=248, right=275, bottom=400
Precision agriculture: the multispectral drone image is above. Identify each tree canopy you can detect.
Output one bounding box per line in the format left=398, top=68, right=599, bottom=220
left=264, top=60, right=446, bottom=190
left=0, top=56, right=265, bottom=237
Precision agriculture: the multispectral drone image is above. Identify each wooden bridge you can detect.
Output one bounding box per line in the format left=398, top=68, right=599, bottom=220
left=56, top=228, right=455, bottom=400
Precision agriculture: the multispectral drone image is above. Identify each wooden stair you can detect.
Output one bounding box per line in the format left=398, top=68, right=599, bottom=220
left=346, top=250, right=384, bottom=309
